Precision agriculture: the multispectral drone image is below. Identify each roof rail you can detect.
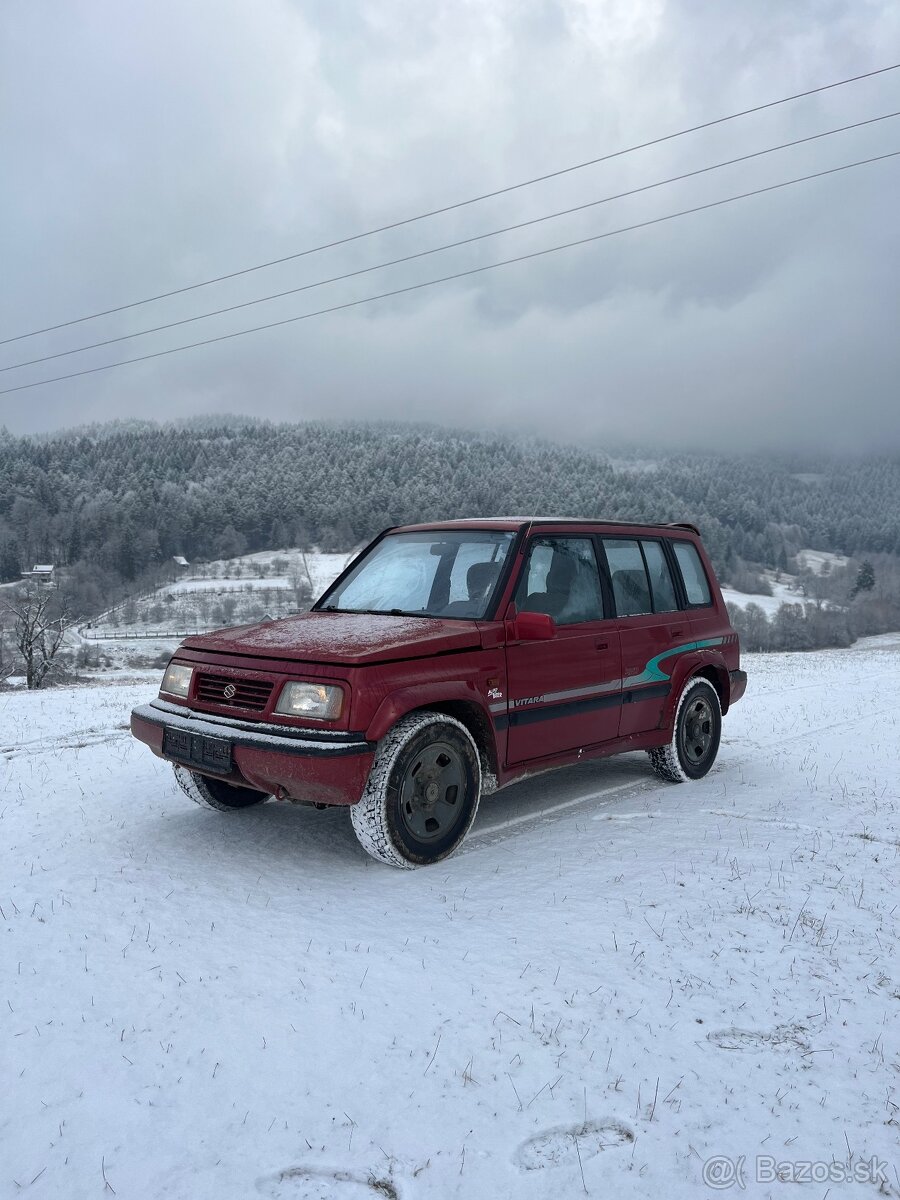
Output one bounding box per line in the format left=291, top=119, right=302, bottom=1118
left=666, top=522, right=701, bottom=536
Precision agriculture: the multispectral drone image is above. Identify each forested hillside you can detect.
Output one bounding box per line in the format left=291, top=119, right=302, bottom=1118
left=1, top=419, right=898, bottom=602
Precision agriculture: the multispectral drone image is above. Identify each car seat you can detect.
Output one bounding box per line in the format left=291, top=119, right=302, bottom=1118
left=611, top=568, right=652, bottom=615
left=443, top=560, right=502, bottom=616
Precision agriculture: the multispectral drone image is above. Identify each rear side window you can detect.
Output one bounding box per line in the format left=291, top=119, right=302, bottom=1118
left=672, top=541, right=712, bottom=606
left=603, top=539, right=652, bottom=616
left=641, top=540, right=679, bottom=612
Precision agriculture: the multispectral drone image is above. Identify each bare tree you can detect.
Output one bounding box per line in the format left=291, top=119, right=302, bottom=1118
left=289, top=550, right=314, bottom=610
left=4, top=584, right=78, bottom=689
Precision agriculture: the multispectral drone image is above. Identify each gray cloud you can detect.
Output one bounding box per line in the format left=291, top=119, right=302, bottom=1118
left=1, top=0, right=899, bottom=451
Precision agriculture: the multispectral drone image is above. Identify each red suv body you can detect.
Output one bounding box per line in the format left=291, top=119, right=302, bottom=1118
left=132, top=519, right=747, bottom=867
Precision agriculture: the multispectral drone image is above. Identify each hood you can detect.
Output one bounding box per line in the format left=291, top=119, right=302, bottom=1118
left=180, top=610, right=483, bottom=666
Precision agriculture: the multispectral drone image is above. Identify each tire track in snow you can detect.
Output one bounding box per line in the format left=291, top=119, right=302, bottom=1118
left=465, top=700, right=900, bottom=851
left=1, top=727, right=131, bottom=759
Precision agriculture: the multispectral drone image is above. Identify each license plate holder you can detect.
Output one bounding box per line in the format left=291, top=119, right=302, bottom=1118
left=163, top=727, right=233, bottom=774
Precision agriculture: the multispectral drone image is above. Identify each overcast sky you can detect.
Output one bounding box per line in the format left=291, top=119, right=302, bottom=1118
left=1, top=0, right=899, bottom=451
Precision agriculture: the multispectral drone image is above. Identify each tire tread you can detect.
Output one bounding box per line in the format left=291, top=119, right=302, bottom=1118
left=172, top=764, right=266, bottom=810
left=350, top=711, right=481, bottom=869
left=647, top=677, right=721, bottom=784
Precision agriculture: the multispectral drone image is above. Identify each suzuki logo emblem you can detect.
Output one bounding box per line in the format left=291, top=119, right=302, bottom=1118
left=222, top=683, right=237, bottom=700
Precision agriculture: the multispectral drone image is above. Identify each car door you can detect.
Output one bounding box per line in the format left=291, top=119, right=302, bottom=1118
left=600, top=537, right=687, bottom=737
left=504, top=535, right=622, bottom=764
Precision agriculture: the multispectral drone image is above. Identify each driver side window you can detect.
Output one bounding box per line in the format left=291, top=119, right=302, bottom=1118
left=515, top=537, right=604, bottom=625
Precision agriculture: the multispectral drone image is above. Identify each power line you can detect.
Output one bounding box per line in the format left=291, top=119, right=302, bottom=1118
left=1, top=149, right=896, bottom=398
left=4, top=110, right=896, bottom=374
left=2, top=60, right=898, bottom=348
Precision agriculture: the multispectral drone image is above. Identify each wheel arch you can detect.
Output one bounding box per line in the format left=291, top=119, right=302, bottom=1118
left=366, top=686, right=499, bottom=785
left=420, top=699, right=499, bottom=785
left=663, top=653, right=730, bottom=727
left=695, top=662, right=730, bottom=715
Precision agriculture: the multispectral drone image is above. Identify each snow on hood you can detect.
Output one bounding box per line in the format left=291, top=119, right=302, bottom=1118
left=181, top=610, right=483, bottom=665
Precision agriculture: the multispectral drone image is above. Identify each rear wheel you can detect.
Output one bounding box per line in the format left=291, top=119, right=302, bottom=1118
left=647, top=677, right=721, bottom=783
left=173, top=764, right=269, bottom=811
left=351, top=712, right=481, bottom=868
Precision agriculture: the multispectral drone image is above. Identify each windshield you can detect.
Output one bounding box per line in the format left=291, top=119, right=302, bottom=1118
left=319, top=530, right=516, bottom=619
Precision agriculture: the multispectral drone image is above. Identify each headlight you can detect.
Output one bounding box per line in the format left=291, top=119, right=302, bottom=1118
left=275, top=682, right=343, bottom=720
left=160, top=662, right=193, bottom=698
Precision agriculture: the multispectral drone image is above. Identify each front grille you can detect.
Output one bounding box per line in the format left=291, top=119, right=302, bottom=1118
left=195, top=673, right=274, bottom=713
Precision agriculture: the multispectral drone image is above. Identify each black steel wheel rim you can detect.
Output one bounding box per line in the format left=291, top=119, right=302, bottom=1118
left=680, top=694, right=715, bottom=766
left=398, top=739, right=467, bottom=843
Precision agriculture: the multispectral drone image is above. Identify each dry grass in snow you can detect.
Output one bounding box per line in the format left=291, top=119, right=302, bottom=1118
left=1, top=638, right=899, bottom=1197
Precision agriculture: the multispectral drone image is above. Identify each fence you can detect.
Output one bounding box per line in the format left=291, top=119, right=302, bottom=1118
left=79, top=628, right=214, bottom=641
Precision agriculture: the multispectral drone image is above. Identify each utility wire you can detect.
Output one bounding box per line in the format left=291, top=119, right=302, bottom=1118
left=3, top=110, right=896, bottom=373
left=2, top=60, right=898, bottom=347
left=1, top=149, right=896, bottom=398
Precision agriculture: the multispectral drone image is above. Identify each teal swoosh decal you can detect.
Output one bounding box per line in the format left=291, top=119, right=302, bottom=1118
left=624, top=637, right=725, bottom=687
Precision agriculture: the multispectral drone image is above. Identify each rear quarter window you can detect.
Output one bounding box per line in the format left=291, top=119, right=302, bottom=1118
left=672, top=540, right=712, bottom=607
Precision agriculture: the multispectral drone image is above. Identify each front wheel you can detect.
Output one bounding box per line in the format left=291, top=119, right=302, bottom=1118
left=173, top=764, right=269, bottom=811
left=647, top=677, right=722, bottom=783
left=351, top=712, right=482, bottom=868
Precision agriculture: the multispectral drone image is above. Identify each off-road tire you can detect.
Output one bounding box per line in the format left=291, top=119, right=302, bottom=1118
left=350, top=711, right=482, bottom=869
left=173, top=764, right=269, bottom=811
left=647, top=677, right=722, bottom=783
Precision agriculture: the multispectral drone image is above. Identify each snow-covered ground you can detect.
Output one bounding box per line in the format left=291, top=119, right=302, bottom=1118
left=221, top=549, right=355, bottom=596
left=722, top=549, right=849, bottom=615
left=720, top=579, right=798, bottom=616
left=2, top=639, right=900, bottom=1199
left=796, top=548, right=849, bottom=575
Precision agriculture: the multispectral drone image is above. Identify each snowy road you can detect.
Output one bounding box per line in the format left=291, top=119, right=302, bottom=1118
left=2, top=640, right=899, bottom=1199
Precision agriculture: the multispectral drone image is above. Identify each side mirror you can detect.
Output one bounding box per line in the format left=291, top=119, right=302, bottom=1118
left=513, top=610, right=556, bottom=641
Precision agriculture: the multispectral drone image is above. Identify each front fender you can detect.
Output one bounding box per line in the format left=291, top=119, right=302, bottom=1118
left=366, top=681, right=495, bottom=744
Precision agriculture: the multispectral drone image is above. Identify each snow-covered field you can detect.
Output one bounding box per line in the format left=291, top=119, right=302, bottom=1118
left=796, top=549, right=849, bottom=575
left=722, top=549, right=849, bottom=615
left=2, top=639, right=900, bottom=1199
left=219, top=550, right=355, bottom=596
left=82, top=550, right=353, bottom=641
left=720, top=580, right=797, bottom=616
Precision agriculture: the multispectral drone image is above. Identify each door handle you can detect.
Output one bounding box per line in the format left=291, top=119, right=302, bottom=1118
left=595, top=640, right=608, bottom=651
left=670, top=629, right=684, bottom=639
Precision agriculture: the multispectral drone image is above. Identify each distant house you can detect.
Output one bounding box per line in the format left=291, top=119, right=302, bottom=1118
left=173, top=556, right=190, bottom=568
left=21, top=564, right=55, bottom=584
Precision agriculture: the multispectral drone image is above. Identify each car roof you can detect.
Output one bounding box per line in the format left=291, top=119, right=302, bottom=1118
left=392, top=517, right=702, bottom=536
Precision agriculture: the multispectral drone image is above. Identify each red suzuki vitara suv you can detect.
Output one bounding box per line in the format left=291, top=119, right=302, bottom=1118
left=131, top=519, right=747, bottom=868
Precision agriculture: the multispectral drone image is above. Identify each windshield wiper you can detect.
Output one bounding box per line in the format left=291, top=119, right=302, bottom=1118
left=317, top=606, right=433, bottom=618
left=352, top=608, right=432, bottom=618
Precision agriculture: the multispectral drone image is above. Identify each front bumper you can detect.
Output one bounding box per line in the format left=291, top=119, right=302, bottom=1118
left=131, top=699, right=375, bottom=806
left=729, top=669, right=748, bottom=706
